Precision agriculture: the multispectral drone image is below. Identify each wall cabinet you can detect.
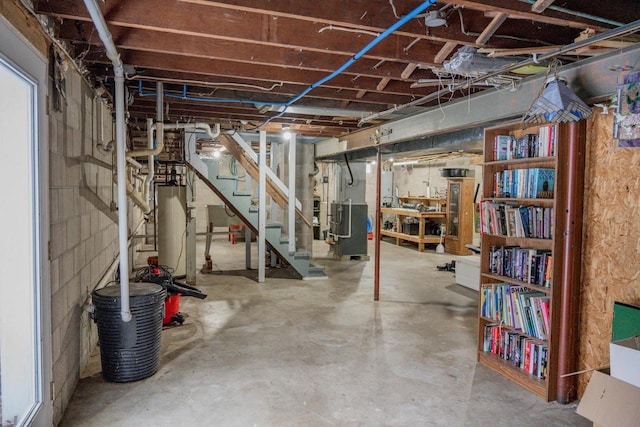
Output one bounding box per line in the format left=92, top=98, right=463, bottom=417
left=445, top=178, right=474, bottom=255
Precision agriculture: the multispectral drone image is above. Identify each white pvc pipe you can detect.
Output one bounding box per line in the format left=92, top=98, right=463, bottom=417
left=127, top=122, right=219, bottom=158
left=83, top=0, right=131, bottom=322
left=144, top=117, right=155, bottom=208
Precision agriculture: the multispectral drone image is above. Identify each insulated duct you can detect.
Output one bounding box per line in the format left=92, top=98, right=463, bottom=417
left=82, top=0, right=132, bottom=322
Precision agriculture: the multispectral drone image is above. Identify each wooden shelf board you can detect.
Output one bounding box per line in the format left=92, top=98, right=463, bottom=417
left=380, top=229, right=440, bottom=243
left=477, top=352, right=549, bottom=400
left=398, top=196, right=446, bottom=202
left=483, top=197, right=555, bottom=207
left=480, top=273, right=552, bottom=295
left=380, top=207, right=446, bottom=217
left=479, top=316, right=549, bottom=344
left=484, top=157, right=555, bottom=167
left=480, top=234, right=553, bottom=250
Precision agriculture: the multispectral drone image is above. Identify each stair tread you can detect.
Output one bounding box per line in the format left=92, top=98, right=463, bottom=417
left=196, top=156, right=320, bottom=279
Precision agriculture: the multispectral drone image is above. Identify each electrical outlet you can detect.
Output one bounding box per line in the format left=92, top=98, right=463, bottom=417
left=322, top=176, right=329, bottom=184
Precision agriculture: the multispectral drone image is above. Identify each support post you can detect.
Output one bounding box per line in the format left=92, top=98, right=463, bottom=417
left=185, top=165, right=197, bottom=284
left=245, top=173, right=253, bottom=269
left=258, top=131, right=267, bottom=283
left=288, top=134, right=296, bottom=254
left=374, top=147, right=381, bottom=301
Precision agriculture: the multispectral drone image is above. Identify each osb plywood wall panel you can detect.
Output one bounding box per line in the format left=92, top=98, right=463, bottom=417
left=578, top=111, right=640, bottom=396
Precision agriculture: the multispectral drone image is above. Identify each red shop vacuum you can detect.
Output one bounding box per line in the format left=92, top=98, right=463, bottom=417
left=134, top=261, right=207, bottom=326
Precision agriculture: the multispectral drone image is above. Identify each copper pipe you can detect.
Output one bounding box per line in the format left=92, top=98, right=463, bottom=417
left=374, top=147, right=382, bottom=301
left=556, top=121, right=586, bottom=403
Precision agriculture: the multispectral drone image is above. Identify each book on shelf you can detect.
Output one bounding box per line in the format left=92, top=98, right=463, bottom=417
left=481, top=283, right=549, bottom=341
left=488, top=245, right=552, bottom=287
left=491, top=125, right=556, bottom=161
left=493, top=168, right=555, bottom=199
left=495, top=135, right=514, bottom=160
left=479, top=202, right=554, bottom=240
left=483, top=324, right=549, bottom=380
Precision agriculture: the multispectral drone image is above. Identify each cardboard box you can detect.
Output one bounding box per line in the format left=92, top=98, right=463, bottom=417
left=577, top=370, right=640, bottom=427
left=610, top=336, right=640, bottom=388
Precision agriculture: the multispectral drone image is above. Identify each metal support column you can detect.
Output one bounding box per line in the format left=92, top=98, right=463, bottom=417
left=288, top=134, right=296, bottom=255
left=258, top=131, right=267, bottom=283
left=245, top=173, right=253, bottom=269
left=374, top=147, right=381, bottom=301
left=185, top=165, right=197, bottom=284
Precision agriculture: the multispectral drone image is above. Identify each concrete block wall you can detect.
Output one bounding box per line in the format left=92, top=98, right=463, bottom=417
left=49, top=68, right=144, bottom=423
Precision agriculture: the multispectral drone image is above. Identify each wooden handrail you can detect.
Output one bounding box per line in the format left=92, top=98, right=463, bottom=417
left=217, top=133, right=312, bottom=228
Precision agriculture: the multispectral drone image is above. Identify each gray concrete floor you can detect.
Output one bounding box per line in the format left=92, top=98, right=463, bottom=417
left=60, top=237, right=589, bottom=426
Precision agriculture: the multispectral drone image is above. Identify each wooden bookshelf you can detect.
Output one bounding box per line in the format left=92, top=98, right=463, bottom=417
left=477, top=120, right=586, bottom=403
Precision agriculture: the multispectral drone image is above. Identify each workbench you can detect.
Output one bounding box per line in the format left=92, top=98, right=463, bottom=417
left=380, top=207, right=446, bottom=252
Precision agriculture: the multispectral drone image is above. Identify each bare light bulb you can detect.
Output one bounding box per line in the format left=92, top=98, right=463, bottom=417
left=213, top=150, right=221, bottom=158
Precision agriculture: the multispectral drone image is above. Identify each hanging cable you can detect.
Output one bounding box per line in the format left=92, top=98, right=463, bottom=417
left=344, top=153, right=354, bottom=186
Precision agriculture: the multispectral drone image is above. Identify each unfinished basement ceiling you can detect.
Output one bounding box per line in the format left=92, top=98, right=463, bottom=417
left=35, top=0, right=640, bottom=138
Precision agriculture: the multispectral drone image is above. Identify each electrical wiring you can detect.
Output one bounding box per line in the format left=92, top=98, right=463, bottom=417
left=126, top=74, right=284, bottom=92
left=318, top=25, right=380, bottom=37
left=248, top=0, right=438, bottom=131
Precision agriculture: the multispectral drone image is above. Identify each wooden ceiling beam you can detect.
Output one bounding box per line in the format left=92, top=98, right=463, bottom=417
left=434, top=42, right=458, bottom=64
left=177, top=0, right=614, bottom=35
left=83, top=50, right=436, bottom=97
left=401, top=63, right=418, bottom=79
left=36, top=0, right=468, bottom=64
left=128, top=106, right=358, bottom=128
left=118, top=71, right=424, bottom=107
left=475, top=12, right=508, bottom=46
left=58, top=22, right=435, bottom=82
left=531, top=0, right=556, bottom=13
left=444, top=0, right=611, bottom=31
left=376, top=77, right=391, bottom=91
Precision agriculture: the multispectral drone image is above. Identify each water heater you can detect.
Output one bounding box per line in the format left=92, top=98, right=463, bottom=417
left=157, top=185, right=187, bottom=276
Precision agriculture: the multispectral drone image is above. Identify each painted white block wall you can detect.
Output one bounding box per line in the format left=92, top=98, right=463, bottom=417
left=48, top=68, right=145, bottom=424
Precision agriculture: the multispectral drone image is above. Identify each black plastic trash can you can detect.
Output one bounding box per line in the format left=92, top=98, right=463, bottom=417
left=92, top=282, right=166, bottom=382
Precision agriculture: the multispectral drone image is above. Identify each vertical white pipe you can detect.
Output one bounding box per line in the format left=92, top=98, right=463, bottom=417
left=258, top=131, right=267, bottom=283
left=82, top=0, right=132, bottom=321
left=143, top=118, right=154, bottom=210
left=114, top=71, right=132, bottom=322
left=288, top=134, right=296, bottom=254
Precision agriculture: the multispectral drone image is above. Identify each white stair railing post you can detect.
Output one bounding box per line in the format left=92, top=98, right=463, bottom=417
left=245, top=173, right=253, bottom=270
left=258, top=131, right=267, bottom=283
left=288, top=133, right=296, bottom=255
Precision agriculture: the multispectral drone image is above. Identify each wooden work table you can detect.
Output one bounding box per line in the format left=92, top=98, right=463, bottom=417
left=380, top=207, right=446, bottom=252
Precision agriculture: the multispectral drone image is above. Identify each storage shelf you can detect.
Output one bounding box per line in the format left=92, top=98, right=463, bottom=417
left=483, top=197, right=555, bottom=207
left=380, top=206, right=445, bottom=252
left=484, top=157, right=555, bottom=167
left=480, top=234, right=554, bottom=250
left=481, top=273, right=552, bottom=295
left=479, top=316, right=549, bottom=344
left=479, top=120, right=586, bottom=402
left=477, top=352, right=547, bottom=399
